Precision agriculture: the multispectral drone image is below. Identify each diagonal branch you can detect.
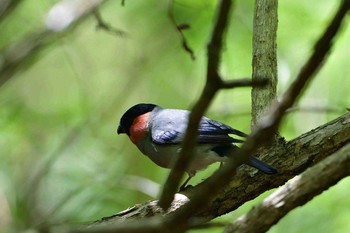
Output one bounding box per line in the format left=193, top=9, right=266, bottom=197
left=164, top=0, right=350, bottom=223
left=0, top=0, right=23, bottom=23
left=224, top=144, right=350, bottom=233
left=158, top=0, right=234, bottom=210
left=272, top=0, right=350, bottom=119
left=248, top=0, right=350, bottom=151
left=64, top=111, right=350, bottom=232
left=0, top=0, right=107, bottom=88
left=196, top=1, right=350, bottom=203
left=197, top=112, right=350, bottom=218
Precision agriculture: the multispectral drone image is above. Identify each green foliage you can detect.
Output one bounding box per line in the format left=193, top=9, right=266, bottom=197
left=0, top=0, right=349, bottom=232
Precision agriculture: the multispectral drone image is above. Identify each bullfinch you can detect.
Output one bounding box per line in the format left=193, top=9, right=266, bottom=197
left=117, top=103, right=278, bottom=189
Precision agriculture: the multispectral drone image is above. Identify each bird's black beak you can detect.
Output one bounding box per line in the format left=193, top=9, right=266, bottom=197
left=117, top=125, right=124, bottom=134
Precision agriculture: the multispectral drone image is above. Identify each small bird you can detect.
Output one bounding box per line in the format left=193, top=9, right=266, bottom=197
left=117, top=103, right=277, bottom=189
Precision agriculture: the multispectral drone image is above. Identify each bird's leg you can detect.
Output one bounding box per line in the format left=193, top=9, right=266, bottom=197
left=179, top=174, right=193, bottom=191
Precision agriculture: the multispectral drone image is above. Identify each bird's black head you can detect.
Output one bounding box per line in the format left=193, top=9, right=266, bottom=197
left=117, top=103, right=158, bottom=135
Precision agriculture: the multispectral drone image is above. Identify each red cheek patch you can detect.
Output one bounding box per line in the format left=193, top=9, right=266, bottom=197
left=129, top=112, right=150, bottom=144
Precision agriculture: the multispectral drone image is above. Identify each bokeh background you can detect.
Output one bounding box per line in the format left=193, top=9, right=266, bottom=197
left=0, top=0, right=349, bottom=232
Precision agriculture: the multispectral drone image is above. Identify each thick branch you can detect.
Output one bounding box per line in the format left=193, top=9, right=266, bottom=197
left=224, top=144, right=350, bottom=233
left=198, top=112, right=350, bottom=218
left=251, top=0, right=278, bottom=127
left=75, top=112, right=350, bottom=226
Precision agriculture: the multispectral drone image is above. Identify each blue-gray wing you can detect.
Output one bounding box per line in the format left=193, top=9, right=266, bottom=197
left=152, top=128, right=183, bottom=144
left=151, top=109, right=187, bottom=144
left=197, top=118, right=247, bottom=144
left=151, top=109, right=246, bottom=145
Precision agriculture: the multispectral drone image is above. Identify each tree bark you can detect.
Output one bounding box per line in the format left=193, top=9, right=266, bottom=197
left=251, top=0, right=278, bottom=128
left=74, top=1, right=350, bottom=231
left=224, top=144, right=350, bottom=233
left=85, top=112, right=350, bottom=223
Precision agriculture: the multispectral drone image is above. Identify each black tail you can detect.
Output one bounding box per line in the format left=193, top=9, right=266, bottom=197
left=247, top=156, right=278, bottom=174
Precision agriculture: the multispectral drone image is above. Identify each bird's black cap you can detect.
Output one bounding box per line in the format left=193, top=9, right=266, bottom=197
left=117, top=103, right=157, bottom=135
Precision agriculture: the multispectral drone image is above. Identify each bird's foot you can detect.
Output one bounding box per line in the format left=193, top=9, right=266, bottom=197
left=179, top=184, right=193, bottom=192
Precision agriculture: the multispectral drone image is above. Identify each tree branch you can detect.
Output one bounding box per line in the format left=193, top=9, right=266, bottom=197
left=251, top=0, right=278, bottom=128
left=276, top=0, right=350, bottom=114
left=164, top=0, right=349, bottom=223
left=72, top=112, right=350, bottom=227
left=90, top=0, right=349, bottom=227
left=167, top=0, right=195, bottom=60
left=220, top=78, right=268, bottom=89
left=224, top=144, right=350, bottom=233
left=247, top=0, right=350, bottom=147
left=93, top=9, right=126, bottom=36
left=198, top=111, right=350, bottom=218
left=50, top=0, right=350, bottom=232
left=158, top=0, right=234, bottom=210
left=0, top=0, right=23, bottom=23
left=0, top=0, right=107, bottom=88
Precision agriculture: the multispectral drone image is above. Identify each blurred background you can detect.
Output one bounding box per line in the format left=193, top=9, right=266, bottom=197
left=0, top=0, right=349, bottom=232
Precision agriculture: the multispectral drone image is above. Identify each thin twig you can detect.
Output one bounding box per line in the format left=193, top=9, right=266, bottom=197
left=220, top=78, right=268, bottom=89
left=285, top=105, right=345, bottom=114
left=93, top=10, right=127, bottom=36
left=168, top=0, right=195, bottom=60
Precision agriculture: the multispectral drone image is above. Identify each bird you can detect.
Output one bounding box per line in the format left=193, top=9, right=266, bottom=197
left=117, top=103, right=278, bottom=190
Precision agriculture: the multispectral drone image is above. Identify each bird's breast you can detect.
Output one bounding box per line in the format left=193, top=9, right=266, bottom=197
left=129, top=112, right=150, bottom=144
